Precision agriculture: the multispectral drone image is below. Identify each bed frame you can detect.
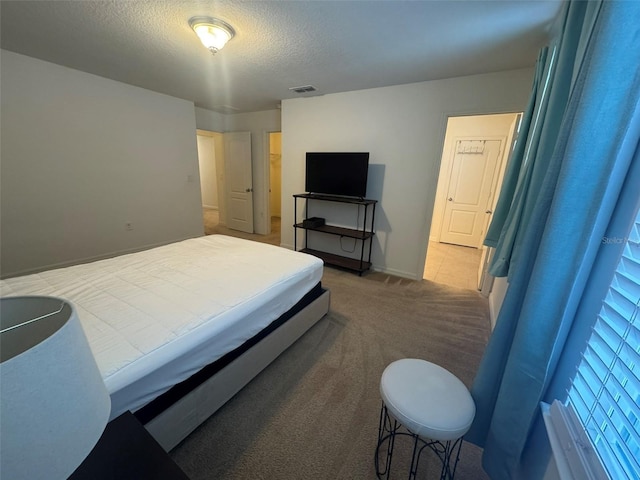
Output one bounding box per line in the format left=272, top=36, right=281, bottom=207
left=135, top=284, right=330, bottom=451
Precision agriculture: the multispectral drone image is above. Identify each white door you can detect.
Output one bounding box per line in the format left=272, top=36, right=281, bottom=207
left=440, top=139, right=502, bottom=248
left=224, top=132, right=253, bottom=233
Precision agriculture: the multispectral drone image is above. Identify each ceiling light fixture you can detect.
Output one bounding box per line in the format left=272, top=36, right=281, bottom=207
left=189, top=16, right=235, bottom=55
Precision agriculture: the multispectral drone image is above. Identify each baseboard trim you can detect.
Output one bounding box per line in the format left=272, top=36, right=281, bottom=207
left=371, top=265, right=418, bottom=280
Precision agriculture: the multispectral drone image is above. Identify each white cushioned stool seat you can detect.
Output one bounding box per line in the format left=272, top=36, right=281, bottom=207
left=380, top=358, right=475, bottom=441
left=375, top=358, right=476, bottom=479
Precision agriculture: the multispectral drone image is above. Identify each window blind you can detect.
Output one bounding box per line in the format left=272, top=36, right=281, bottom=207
left=567, top=207, right=640, bottom=480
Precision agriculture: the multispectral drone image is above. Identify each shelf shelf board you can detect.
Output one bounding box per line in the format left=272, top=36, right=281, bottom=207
left=294, top=223, right=373, bottom=240
left=301, top=248, right=371, bottom=273
left=293, top=193, right=377, bottom=205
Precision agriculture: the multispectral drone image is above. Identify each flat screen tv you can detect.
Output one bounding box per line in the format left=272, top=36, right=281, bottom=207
left=305, top=152, right=369, bottom=198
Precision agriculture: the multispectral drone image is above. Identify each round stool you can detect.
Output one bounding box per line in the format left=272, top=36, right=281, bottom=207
left=375, top=359, right=476, bottom=480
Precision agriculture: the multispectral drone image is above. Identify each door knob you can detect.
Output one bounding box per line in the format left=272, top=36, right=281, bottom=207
left=485, top=209, right=493, bottom=214
left=448, top=197, right=453, bottom=201
left=246, top=188, right=253, bottom=193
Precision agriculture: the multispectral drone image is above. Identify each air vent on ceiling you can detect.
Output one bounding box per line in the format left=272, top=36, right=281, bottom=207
left=289, top=85, right=317, bottom=94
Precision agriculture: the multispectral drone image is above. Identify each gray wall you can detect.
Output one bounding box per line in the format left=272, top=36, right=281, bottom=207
left=282, top=68, right=534, bottom=279
left=0, top=50, right=204, bottom=277
left=0, top=48, right=533, bottom=280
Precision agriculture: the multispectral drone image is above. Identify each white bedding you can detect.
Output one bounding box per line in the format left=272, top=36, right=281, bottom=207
left=0, top=235, right=323, bottom=418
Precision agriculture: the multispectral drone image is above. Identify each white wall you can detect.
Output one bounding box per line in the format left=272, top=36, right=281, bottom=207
left=195, top=107, right=226, bottom=132
left=281, top=68, right=534, bottom=279
left=489, top=276, right=509, bottom=329
left=0, top=50, right=204, bottom=277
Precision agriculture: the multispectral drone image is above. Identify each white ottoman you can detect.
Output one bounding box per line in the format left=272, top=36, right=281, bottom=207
left=375, top=359, right=476, bottom=479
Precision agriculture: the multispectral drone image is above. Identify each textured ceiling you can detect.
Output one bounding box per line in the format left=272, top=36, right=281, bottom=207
left=0, top=0, right=564, bottom=114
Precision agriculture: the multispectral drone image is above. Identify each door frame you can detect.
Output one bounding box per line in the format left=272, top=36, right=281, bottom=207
left=196, top=129, right=226, bottom=224
left=422, top=112, right=520, bottom=289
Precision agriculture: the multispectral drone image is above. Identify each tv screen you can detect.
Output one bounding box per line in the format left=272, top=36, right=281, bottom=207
left=305, top=152, right=369, bottom=198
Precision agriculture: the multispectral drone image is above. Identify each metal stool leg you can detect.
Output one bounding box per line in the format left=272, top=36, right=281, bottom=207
left=439, top=437, right=464, bottom=480
left=375, top=402, right=398, bottom=480
left=375, top=401, right=466, bottom=480
left=408, top=433, right=431, bottom=480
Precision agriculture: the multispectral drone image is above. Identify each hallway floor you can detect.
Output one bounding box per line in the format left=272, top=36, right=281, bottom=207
left=423, top=241, right=482, bottom=291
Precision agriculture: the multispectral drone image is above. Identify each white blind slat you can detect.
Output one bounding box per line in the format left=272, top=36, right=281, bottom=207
left=587, top=399, right=640, bottom=476
left=567, top=212, right=640, bottom=480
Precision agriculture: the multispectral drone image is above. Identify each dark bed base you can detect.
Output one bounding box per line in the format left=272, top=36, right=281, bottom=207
left=135, top=282, right=330, bottom=450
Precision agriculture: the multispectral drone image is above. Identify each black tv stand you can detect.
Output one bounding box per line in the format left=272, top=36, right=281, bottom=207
left=293, top=193, right=377, bottom=275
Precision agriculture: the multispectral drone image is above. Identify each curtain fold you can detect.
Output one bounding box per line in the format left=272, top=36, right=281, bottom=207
left=485, top=1, right=602, bottom=279
left=483, top=48, right=547, bottom=248
left=466, top=1, right=640, bottom=478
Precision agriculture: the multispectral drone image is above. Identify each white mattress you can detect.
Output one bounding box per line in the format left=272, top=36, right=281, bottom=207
left=0, top=235, right=323, bottom=418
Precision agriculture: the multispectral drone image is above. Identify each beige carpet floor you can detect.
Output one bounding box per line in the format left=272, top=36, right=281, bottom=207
left=170, top=249, right=491, bottom=479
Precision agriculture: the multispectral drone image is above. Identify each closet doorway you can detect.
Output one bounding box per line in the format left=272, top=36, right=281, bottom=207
left=266, top=132, right=282, bottom=242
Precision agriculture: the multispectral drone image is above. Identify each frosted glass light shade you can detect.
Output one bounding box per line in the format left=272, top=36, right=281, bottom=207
left=0, top=296, right=111, bottom=480
left=189, top=17, right=235, bottom=53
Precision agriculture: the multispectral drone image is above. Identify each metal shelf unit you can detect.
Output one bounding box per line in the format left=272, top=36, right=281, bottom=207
left=293, top=193, right=377, bottom=275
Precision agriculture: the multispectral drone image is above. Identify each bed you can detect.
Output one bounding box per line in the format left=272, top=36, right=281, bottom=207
left=0, top=235, right=329, bottom=450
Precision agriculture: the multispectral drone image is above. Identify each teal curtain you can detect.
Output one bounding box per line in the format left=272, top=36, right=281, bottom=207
left=466, top=1, right=640, bottom=478
left=483, top=48, right=549, bottom=249
left=485, top=1, right=601, bottom=278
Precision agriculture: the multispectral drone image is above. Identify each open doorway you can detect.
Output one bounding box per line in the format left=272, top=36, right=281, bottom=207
left=196, top=128, right=282, bottom=245
left=267, top=131, right=282, bottom=244
left=197, top=129, right=254, bottom=236
left=424, top=113, right=521, bottom=291
left=196, top=129, right=225, bottom=234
